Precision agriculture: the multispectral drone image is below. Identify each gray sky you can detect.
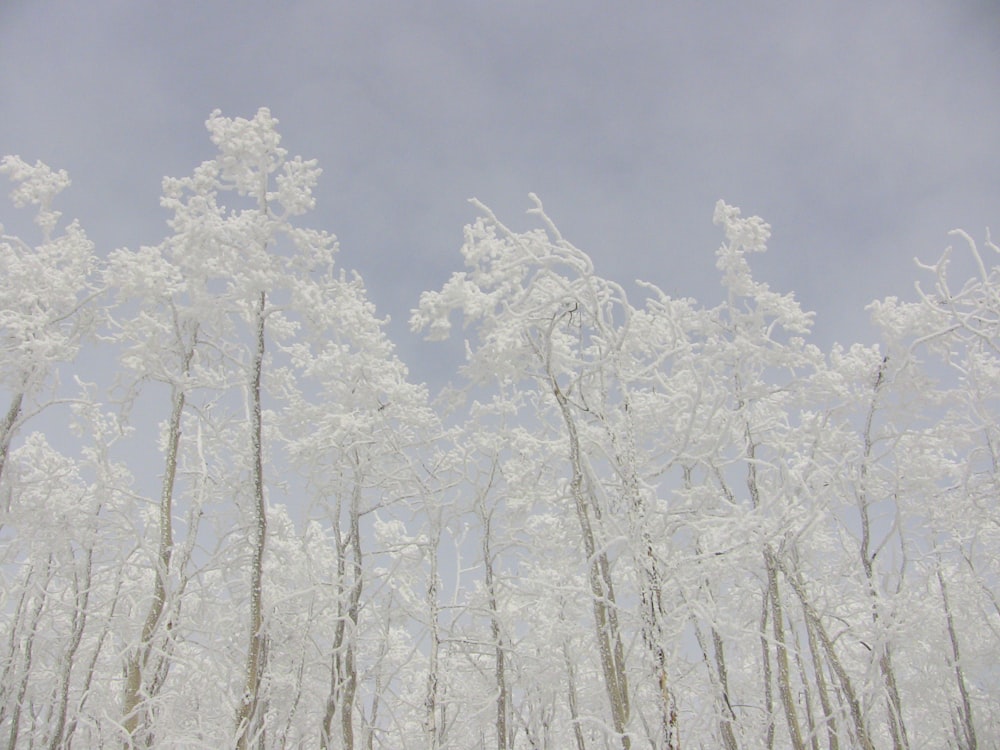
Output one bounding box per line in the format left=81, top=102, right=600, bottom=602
left=3, top=1, right=998, bottom=388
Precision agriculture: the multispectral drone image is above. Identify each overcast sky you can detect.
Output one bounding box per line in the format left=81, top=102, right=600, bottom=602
left=2, top=1, right=998, bottom=388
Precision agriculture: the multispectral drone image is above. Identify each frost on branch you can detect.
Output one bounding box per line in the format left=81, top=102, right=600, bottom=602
left=411, top=194, right=630, bottom=386
left=0, top=156, right=96, bottom=391
left=152, top=107, right=338, bottom=308
left=1, top=111, right=998, bottom=747
left=0, top=155, right=71, bottom=238
left=869, top=229, right=1000, bottom=355
left=713, top=200, right=813, bottom=337
left=206, top=107, right=284, bottom=195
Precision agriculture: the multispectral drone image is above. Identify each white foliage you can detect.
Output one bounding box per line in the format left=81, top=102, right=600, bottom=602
left=0, top=157, right=96, bottom=392
left=0, top=114, right=996, bottom=749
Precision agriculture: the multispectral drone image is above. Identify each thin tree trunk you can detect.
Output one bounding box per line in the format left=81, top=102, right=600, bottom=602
left=66, top=573, right=125, bottom=748
left=760, top=578, right=775, bottom=750
left=321, top=503, right=348, bottom=749
left=765, top=550, right=805, bottom=750
left=563, top=642, right=588, bottom=750
left=554, top=381, right=630, bottom=749
left=236, top=291, right=268, bottom=750
left=745, top=430, right=804, bottom=750
left=0, top=565, right=34, bottom=728
left=6, top=555, right=54, bottom=750
left=793, top=622, right=819, bottom=750
left=712, top=623, right=739, bottom=750
left=48, top=543, right=94, bottom=750
left=804, top=602, right=839, bottom=750
left=605, top=397, right=677, bottom=749
left=341, top=479, right=364, bottom=750
left=635, top=524, right=674, bottom=744
left=539, top=311, right=629, bottom=749
left=425, top=510, right=442, bottom=750
left=780, top=563, right=874, bottom=750
left=483, top=512, right=509, bottom=750
left=937, top=567, right=977, bottom=750
left=689, top=476, right=738, bottom=750
left=275, top=595, right=313, bottom=749
left=364, top=611, right=393, bottom=750
left=0, top=391, right=24, bottom=500
left=857, top=356, right=909, bottom=750
left=123, top=341, right=191, bottom=746
left=691, top=614, right=739, bottom=750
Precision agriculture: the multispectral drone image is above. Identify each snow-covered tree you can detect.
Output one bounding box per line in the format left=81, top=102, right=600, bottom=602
left=1, top=109, right=998, bottom=749
left=0, top=156, right=97, bottom=490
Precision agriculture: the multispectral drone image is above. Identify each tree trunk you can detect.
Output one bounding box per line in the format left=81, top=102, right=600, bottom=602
left=765, top=550, right=806, bottom=750
left=321, top=506, right=347, bottom=749
left=746, top=432, right=804, bottom=750
left=711, top=624, right=739, bottom=750
left=5, top=555, right=54, bottom=750
left=323, top=475, right=364, bottom=750
left=537, top=307, right=630, bottom=749
left=563, top=642, right=588, bottom=750
left=609, top=397, right=676, bottom=749
left=553, top=379, right=630, bottom=749
left=343, top=478, right=364, bottom=750
left=236, top=291, right=268, bottom=750
left=49, top=544, right=94, bottom=750
left=123, top=346, right=190, bottom=746
left=483, top=512, right=509, bottom=750
left=937, top=567, right=977, bottom=750
left=760, top=588, right=776, bottom=750
left=856, top=358, right=909, bottom=750
left=66, top=573, right=125, bottom=747
left=780, top=564, right=874, bottom=750
left=0, top=391, right=24, bottom=502
left=425, top=510, right=442, bottom=750
left=792, top=622, right=819, bottom=750
left=804, top=602, right=839, bottom=750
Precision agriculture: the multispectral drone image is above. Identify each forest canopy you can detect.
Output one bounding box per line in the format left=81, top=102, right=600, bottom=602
left=0, top=109, right=996, bottom=749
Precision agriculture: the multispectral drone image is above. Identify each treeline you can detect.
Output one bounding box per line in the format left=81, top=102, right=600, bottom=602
left=0, top=109, right=996, bottom=749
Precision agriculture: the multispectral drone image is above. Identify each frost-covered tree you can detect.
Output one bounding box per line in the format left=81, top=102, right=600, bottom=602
left=1, top=109, right=998, bottom=749
left=864, top=229, right=1000, bottom=747
left=0, top=156, right=96, bottom=490
left=106, top=108, right=345, bottom=747
left=280, top=268, right=439, bottom=749
left=0, top=158, right=111, bottom=749
left=414, top=195, right=692, bottom=749
left=0, top=394, right=134, bottom=748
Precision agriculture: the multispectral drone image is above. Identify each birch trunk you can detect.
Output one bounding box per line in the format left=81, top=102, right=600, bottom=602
left=483, top=512, right=509, bottom=750
left=780, top=563, right=874, bottom=750
left=122, top=334, right=194, bottom=746
left=856, top=356, right=909, bottom=750
left=48, top=544, right=94, bottom=750
left=0, top=391, right=24, bottom=516
left=552, top=379, right=630, bottom=749
left=937, top=567, right=977, bottom=750
left=235, top=290, right=268, bottom=750
left=322, top=476, right=363, bottom=750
